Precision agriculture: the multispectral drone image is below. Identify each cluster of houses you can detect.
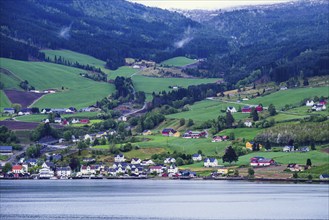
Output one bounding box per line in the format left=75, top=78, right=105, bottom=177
left=162, top=128, right=180, bottom=137
left=225, top=105, right=263, bottom=114
left=283, top=145, right=309, bottom=152
left=305, top=100, right=327, bottom=111
left=212, top=135, right=229, bottom=142
left=182, top=130, right=208, bottom=139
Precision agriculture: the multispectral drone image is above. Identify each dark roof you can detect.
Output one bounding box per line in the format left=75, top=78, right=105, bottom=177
left=192, top=154, right=201, bottom=157
left=162, top=128, right=176, bottom=133
left=0, top=146, right=13, bottom=151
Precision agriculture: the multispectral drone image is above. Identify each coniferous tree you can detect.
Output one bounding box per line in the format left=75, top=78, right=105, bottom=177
left=268, top=104, right=277, bottom=116
left=222, top=146, right=238, bottom=164
left=225, top=111, right=235, bottom=128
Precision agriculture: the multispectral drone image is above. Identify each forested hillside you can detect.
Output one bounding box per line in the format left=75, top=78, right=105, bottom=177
left=0, top=0, right=328, bottom=83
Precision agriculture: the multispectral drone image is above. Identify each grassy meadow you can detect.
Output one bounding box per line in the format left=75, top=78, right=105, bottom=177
left=244, top=87, right=328, bottom=109
left=0, top=90, right=11, bottom=110
left=160, top=56, right=197, bottom=67
left=166, top=99, right=249, bottom=122
left=108, top=66, right=138, bottom=80
left=0, top=58, right=114, bottom=109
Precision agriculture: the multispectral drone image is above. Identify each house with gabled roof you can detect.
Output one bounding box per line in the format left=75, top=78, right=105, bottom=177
left=192, top=154, right=202, bottom=161
left=168, top=164, right=178, bottom=174
left=131, top=158, right=141, bottom=165
left=226, top=106, right=237, bottom=113
left=0, top=146, right=13, bottom=155
left=56, top=166, right=72, bottom=177
left=204, top=158, right=218, bottom=167
left=164, top=157, right=176, bottom=164
left=306, top=100, right=314, bottom=106
left=12, top=165, right=23, bottom=174
left=114, top=154, right=125, bottom=163
left=162, top=128, right=180, bottom=137
left=80, top=165, right=96, bottom=175
left=149, top=166, right=164, bottom=174
left=3, top=108, right=15, bottom=114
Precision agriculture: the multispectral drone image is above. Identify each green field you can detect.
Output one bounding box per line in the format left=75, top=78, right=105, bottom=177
left=41, top=49, right=106, bottom=68
left=285, top=106, right=328, bottom=116
left=223, top=151, right=329, bottom=166
left=133, top=76, right=221, bottom=100
left=0, top=71, right=22, bottom=90
left=0, top=58, right=114, bottom=109
left=108, top=66, right=138, bottom=80
left=218, top=128, right=261, bottom=141
left=0, top=90, right=11, bottom=109
left=245, top=87, right=328, bottom=109
left=160, top=56, right=197, bottom=67
left=166, top=100, right=248, bottom=122
left=15, top=112, right=100, bottom=122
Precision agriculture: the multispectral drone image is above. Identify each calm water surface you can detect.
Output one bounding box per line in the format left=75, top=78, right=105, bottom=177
left=0, top=180, right=328, bottom=220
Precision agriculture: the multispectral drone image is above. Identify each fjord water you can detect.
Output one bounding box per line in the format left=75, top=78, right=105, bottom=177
left=0, top=180, right=328, bottom=220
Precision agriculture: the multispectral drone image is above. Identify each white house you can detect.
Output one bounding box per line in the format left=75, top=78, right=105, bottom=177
left=142, top=160, right=155, bottom=166
left=203, top=158, right=218, bottom=167
left=312, top=104, right=326, bottom=111
left=192, top=154, right=202, bottom=161
left=80, top=165, right=96, bottom=175
left=84, top=134, right=96, bottom=142
left=3, top=108, right=15, bottom=114
left=167, top=164, right=178, bottom=174
left=306, top=100, right=314, bottom=106
left=244, top=121, right=253, bottom=128
left=56, top=166, right=72, bottom=177
left=114, top=154, right=125, bottom=163
left=283, top=145, right=294, bottom=152
left=54, top=117, right=62, bottom=123
left=118, top=116, right=127, bottom=122
left=71, top=118, right=80, bottom=124
left=226, top=106, right=237, bottom=113
left=149, top=166, right=163, bottom=174
left=39, top=162, right=54, bottom=178
left=164, top=158, right=176, bottom=164
left=131, top=158, right=141, bottom=164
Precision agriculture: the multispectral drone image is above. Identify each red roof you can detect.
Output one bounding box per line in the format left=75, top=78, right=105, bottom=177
left=12, top=165, right=22, bottom=170
left=80, top=119, right=90, bottom=124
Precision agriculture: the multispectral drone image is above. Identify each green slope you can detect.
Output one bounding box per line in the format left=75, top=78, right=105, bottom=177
left=160, top=56, right=197, bottom=67
left=0, top=90, right=11, bottom=109
left=0, top=58, right=114, bottom=109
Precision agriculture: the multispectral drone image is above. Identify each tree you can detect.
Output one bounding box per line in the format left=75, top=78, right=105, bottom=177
left=229, top=132, right=235, bottom=140
left=248, top=168, right=255, bottom=178
left=251, top=108, right=259, bottom=121
left=252, top=142, right=260, bottom=151
left=293, top=172, right=298, bottom=179
left=303, top=78, right=309, bottom=86
left=69, top=158, right=80, bottom=172
left=26, top=145, right=41, bottom=158
left=179, top=118, right=185, bottom=126
left=222, top=146, right=238, bottom=164
left=234, top=169, right=239, bottom=177
left=268, top=104, right=277, bottom=116
left=197, top=150, right=203, bottom=155
left=225, top=111, right=235, bottom=128
left=2, top=162, right=12, bottom=173
left=306, top=158, right=312, bottom=167
left=265, top=140, right=271, bottom=151
left=78, top=141, right=88, bottom=150
left=12, top=103, right=22, bottom=113
left=176, top=157, right=184, bottom=166
left=63, top=131, right=72, bottom=141
left=187, top=119, right=194, bottom=127
left=310, top=141, right=316, bottom=150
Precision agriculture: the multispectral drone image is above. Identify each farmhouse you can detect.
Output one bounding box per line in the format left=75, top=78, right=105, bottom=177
left=141, top=160, right=155, bottom=166
left=142, top=130, right=152, bottom=136
left=204, top=158, right=218, bottom=167
left=118, top=116, right=127, bottom=122
left=312, top=104, right=326, bottom=111
left=114, top=154, right=125, bottom=163
left=226, top=106, right=237, bottom=113
left=54, top=117, right=62, bottom=123
left=0, top=146, right=13, bottom=155
left=192, top=154, right=202, bottom=161
left=84, top=134, right=96, bottom=142
left=18, top=108, right=32, bottom=115
left=242, top=106, right=252, bottom=113
left=305, top=100, right=314, bottom=106
left=56, top=166, right=72, bottom=177
left=41, top=108, right=52, bottom=114
left=168, top=164, right=178, bottom=174
left=183, top=130, right=207, bottom=139
left=162, top=128, right=180, bottom=137
left=3, top=108, right=15, bottom=114
left=250, top=157, right=275, bottom=167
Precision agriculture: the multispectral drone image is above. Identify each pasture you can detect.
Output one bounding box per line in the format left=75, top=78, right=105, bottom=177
left=0, top=58, right=114, bottom=109
left=0, top=71, right=21, bottom=90
left=160, top=56, right=197, bottom=67
left=244, top=87, right=328, bottom=109
left=0, top=90, right=11, bottom=109
left=108, top=66, right=138, bottom=80
left=132, top=76, right=220, bottom=100
left=166, top=99, right=249, bottom=122
left=218, top=128, right=261, bottom=141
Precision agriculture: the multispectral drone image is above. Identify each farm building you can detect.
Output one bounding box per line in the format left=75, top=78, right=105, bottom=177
left=255, top=105, right=263, bottom=112
left=183, top=130, right=207, bottom=139
left=250, top=157, right=275, bottom=167
left=162, top=128, right=180, bottom=137
left=226, top=106, right=237, bottom=113
left=242, top=106, right=252, bottom=113
left=305, top=100, right=314, bottom=106
left=3, top=108, right=15, bottom=114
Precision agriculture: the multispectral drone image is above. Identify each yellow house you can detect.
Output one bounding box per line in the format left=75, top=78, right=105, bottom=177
left=246, top=141, right=262, bottom=150
left=142, top=130, right=152, bottom=136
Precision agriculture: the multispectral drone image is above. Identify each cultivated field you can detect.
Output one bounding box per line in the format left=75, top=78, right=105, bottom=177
left=4, top=90, right=44, bottom=108
left=0, top=58, right=115, bottom=109
left=160, top=56, right=197, bottom=67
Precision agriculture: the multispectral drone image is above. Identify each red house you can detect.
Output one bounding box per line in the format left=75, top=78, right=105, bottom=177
left=80, top=119, right=90, bottom=124
left=255, top=105, right=263, bottom=112
left=12, top=165, right=23, bottom=174
left=242, top=106, right=252, bottom=113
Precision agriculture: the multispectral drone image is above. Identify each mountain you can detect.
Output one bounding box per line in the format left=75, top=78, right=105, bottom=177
left=0, top=0, right=328, bottom=83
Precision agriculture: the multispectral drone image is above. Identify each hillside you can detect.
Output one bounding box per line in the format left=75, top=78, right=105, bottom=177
left=0, top=58, right=114, bottom=109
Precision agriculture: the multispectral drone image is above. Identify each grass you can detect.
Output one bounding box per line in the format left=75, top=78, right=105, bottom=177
left=108, top=66, right=138, bottom=80
left=160, top=56, right=197, bottom=67
left=166, top=100, right=249, bottom=122
left=123, top=148, right=167, bottom=160
left=244, top=87, right=328, bottom=109
left=0, top=58, right=115, bottom=109
left=15, top=112, right=100, bottom=123
left=132, top=75, right=220, bottom=100
left=0, top=90, right=11, bottom=109
left=285, top=106, right=328, bottom=116
left=223, top=150, right=329, bottom=166
left=268, top=113, right=307, bottom=122
left=218, top=128, right=261, bottom=141
left=41, top=49, right=106, bottom=68
left=0, top=72, right=21, bottom=90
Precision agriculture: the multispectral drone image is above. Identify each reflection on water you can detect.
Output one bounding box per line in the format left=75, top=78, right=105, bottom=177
left=1, top=180, right=328, bottom=219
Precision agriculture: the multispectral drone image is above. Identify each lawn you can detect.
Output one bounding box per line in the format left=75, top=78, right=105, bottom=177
left=41, top=49, right=106, bottom=68
left=130, top=135, right=231, bottom=157
left=267, top=113, right=307, bottom=122
left=223, top=150, right=329, bottom=166
left=160, top=56, right=197, bottom=67
left=0, top=90, right=11, bottom=109
left=218, top=128, right=261, bottom=141
left=285, top=106, right=328, bottom=116
left=15, top=112, right=100, bottom=123
left=132, top=75, right=220, bottom=100
left=107, top=66, right=138, bottom=80
left=166, top=100, right=249, bottom=122
left=244, top=87, right=328, bottom=109
left=0, top=72, right=21, bottom=90
left=0, top=58, right=114, bottom=109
